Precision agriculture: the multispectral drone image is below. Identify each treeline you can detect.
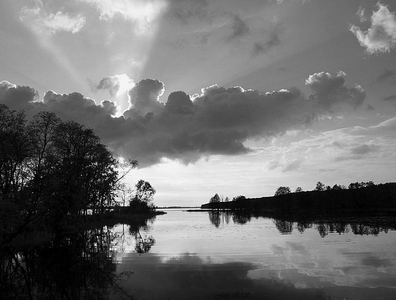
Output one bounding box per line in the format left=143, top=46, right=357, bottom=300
left=202, top=181, right=396, bottom=212
left=0, top=104, right=155, bottom=248
left=274, top=180, right=375, bottom=196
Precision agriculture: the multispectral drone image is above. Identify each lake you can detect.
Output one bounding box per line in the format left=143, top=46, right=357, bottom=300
left=111, top=210, right=396, bottom=300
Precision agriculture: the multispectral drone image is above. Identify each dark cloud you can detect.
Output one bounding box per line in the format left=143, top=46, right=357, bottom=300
left=0, top=80, right=38, bottom=111
left=0, top=72, right=365, bottom=167
left=305, top=71, right=366, bottom=111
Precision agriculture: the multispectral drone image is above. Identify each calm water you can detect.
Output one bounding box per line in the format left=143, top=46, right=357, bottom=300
left=111, top=210, right=396, bottom=300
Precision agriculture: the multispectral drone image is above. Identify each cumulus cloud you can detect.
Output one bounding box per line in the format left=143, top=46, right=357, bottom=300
left=19, top=5, right=85, bottom=35
left=305, top=71, right=365, bottom=111
left=123, top=79, right=165, bottom=118
left=350, top=3, right=396, bottom=54
left=0, top=80, right=39, bottom=111
left=0, top=72, right=365, bottom=167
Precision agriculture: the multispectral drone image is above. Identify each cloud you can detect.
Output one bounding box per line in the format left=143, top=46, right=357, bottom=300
left=19, top=5, right=85, bottom=35
left=266, top=158, right=305, bottom=172
left=383, top=94, right=396, bottom=102
left=0, top=80, right=39, bottom=111
left=227, top=15, right=250, bottom=40
left=78, top=0, right=167, bottom=33
left=305, top=71, right=365, bottom=111
left=0, top=72, right=365, bottom=167
left=282, top=158, right=305, bottom=172
left=166, top=0, right=209, bottom=23
left=253, top=31, right=281, bottom=55
left=252, top=20, right=283, bottom=56
left=377, top=69, right=396, bottom=83
left=350, top=3, right=396, bottom=54
left=96, top=74, right=135, bottom=97
left=123, top=79, right=165, bottom=118
left=350, top=144, right=379, bottom=155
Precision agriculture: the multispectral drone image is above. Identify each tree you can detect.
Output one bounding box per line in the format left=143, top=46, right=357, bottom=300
left=332, top=184, right=342, bottom=190
left=295, top=187, right=303, bottom=193
left=232, top=195, right=246, bottom=201
left=133, top=180, right=156, bottom=204
left=315, top=181, right=325, bottom=191
left=274, top=186, right=291, bottom=196
left=0, top=104, right=126, bottom=244
left=210, top=193, right=221, bottom=204
left=129, top=180, right=156, bottom=212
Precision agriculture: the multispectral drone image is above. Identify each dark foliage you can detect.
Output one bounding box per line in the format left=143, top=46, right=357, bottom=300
left=0, top=104, right=137, bottom=247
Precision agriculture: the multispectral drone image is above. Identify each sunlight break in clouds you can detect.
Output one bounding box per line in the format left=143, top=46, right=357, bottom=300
left=0, top=71, right=366, bottom=167
left=78, top=0, right=168, bottom=34
left=96, top=74, right=135, bottom=112
left=350, top=3, right=396, bottom=54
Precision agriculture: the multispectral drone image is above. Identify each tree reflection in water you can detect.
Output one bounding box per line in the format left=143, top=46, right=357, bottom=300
left=133, top=232, right=155, bottom=254
left=0, top=226, right=135, bottom=300
left=207, top=211, right=396, bottom=237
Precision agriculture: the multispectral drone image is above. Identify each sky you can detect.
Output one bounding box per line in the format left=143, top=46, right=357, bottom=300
left=1, top=0, right=396, bottom=206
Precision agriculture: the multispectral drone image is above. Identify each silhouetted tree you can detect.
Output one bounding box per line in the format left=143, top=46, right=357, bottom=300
left=315, top=181, right=325, bottom=191
left=232, top=195, right=246, bottom=201
left=274, top=186, right=291, bottom=196
left=295, top=187, right=303, bottom=193
left=210, top=193, right=221, bottom=203
left=332, top=184, right=342, bottom=190
left=129, top=180, right=156, bottom=212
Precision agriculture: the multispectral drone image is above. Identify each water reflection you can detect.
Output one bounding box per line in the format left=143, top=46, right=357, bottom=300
left=0, top=218, right=157, bottom=300
left=119, top=252, right=332, bottom=300
left=207, top=211, right=396, bottom=236
left=133, top=232, right=155, bottom=254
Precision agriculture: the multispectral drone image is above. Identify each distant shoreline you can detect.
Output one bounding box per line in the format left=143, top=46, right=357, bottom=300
left=201, top=182, right=396, bottom=213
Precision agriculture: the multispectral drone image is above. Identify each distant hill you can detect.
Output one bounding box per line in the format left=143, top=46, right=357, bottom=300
left=201, top=182, right=396, bottom=212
